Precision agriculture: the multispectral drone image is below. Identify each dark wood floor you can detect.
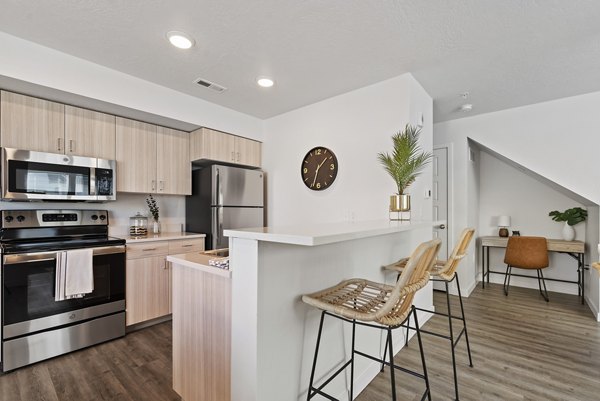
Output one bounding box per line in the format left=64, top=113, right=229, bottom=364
left=1, top=283, right=599, bottom=400
left=357, top=283, right=600, bottom=401
left=0, top=322, right=181, bottom=401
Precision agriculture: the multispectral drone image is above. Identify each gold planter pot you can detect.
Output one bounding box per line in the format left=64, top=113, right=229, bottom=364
left=390, top=194, right=411, bottom=212
left=389, top=194, right=411, bottom=221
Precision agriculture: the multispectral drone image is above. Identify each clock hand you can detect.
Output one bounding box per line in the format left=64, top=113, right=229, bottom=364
left=311, top=157, right=330, bottom=187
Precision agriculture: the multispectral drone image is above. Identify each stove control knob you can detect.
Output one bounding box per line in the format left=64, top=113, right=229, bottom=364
left=91, top=215, right=98, bottom=221
left=99, top=214, right=107, bottom=221
left=16, top=215, right=25, bottom=222
left=4, top=216, right=14, bottom=223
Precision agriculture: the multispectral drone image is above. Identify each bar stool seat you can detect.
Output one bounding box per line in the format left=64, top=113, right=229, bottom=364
left=302, top=238, right=441, bottom=401
left=384, top=228, right=475, bottom=401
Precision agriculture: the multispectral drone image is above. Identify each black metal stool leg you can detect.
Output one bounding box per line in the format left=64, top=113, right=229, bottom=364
left=412, top=306, right=431, bottom=401
left=446, top=281, right=459, bottom=401
left=307, top=311, right=326, bottom=400
left=455, top=274, right=473, bottom=368
left=405, top=312, right=411, bottom=347
left=387, top=327, right=397, bottom=401
left=350, top=319, right=356, bottom=400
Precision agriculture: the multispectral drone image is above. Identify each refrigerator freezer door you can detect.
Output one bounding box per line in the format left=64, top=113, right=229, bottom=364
left=211, top=206, right=264, bottom=249
left=212, top=165, right=263, bottom=207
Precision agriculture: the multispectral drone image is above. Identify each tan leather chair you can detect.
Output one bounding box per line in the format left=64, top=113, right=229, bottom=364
left=503, top=236, right=550, bottom=301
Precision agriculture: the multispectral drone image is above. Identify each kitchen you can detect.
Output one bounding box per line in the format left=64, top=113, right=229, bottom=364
left=0, top=4, right=597, bottom=399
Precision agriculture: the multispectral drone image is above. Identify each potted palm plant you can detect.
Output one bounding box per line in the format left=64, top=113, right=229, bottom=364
left=378, top=124, right=432, bottom=220
left=548, top=207, right=587, bottom=241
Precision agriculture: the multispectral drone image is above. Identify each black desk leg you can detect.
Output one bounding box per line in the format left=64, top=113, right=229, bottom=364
left=582, top=253, right=585, bottom=305
left=481, top=245, right=485, bottom=289
left=487, top=246, right=490, bottom=285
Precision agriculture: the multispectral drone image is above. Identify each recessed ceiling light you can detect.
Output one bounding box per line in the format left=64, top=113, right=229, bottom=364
left=256, top=77, right=275, bottom=88
left=166, top=31, right=195, bottom=49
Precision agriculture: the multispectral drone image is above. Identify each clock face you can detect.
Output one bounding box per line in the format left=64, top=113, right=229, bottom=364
left=301, top=147, right=338, bottom=191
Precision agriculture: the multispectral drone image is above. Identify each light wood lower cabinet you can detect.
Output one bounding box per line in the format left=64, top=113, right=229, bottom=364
left=125, top=238, right=204, bottom=326
left=172, top=263, right=231, bottom=401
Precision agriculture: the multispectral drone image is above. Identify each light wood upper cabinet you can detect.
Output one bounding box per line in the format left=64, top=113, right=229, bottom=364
left=0, top=91, right=64, bottom=153
left=235, top=136, right=262, bottom=167
left=156, top=126, right=191, bottom=195
left=65, top=105, right=116, bottom=159
left=116, top=117, right=157, bottom=193
left=190, top=127, right=261, bottom=167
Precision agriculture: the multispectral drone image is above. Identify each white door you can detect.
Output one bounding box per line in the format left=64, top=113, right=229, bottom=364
left=433, top=147, right=449, bottom=290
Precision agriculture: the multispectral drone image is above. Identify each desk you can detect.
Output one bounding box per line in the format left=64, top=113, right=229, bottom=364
left=479, top=236, right=586, bottom=304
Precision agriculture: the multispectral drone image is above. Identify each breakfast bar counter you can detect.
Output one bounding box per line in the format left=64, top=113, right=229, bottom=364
left=224, top=219, right=440, bottom=401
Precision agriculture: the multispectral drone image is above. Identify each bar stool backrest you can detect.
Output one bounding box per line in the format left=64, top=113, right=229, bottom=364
left=376, top=238, right=441, bottom=326
left=437, top=228, right=475, bottom=281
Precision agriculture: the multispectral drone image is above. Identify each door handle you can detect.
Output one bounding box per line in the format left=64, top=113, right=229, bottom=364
left=438, top=224, right=446, bottom=230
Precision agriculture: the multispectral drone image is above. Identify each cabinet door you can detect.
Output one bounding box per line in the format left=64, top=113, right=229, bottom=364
left=156, top=126, right=191, bottom=195
left=235, top=137, right=262, bottom=167
left=126, top=256, right=170, bottom=326
left=116, top=117, right=157, bottom=193
left=65, top=105, right=116, bottom=159
left=0, top=91, right=64, bottom=153
left=190, top=128, right=235, bottom=163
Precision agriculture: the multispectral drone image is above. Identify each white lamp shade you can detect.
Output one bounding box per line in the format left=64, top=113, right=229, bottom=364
left=497, top=215, right=511, bottom=227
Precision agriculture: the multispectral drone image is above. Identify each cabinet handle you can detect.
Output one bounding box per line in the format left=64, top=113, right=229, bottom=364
left=142, top=248, right=157, bottom=251
left=181, top=244, right=193, bottom=247
left=231, top=151, right=235, bottom=161
left=163, top=258, right=169, bottom=270
left=151, top=180, right=156, bottom=191
left=159, top=181, right=164, bottom=191
left=237, top=152, right=240, bottom=161
left=57, top=138, right=62, bottom=152
left=69, top=139, right=74, bottom=153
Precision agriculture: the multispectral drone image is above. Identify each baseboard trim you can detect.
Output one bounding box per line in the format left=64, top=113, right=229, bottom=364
left=586, top=295, right=600, bottom=322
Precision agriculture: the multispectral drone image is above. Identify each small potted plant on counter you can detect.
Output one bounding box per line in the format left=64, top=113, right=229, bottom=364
left=378, top=124, right=432, bottom=220
left=548, top=207, right=587, bottom=241
left=146, top=194, right=160, bottom=234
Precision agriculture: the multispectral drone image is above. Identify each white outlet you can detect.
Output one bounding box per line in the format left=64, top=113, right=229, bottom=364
left=424, top=189, right=432, bottom=199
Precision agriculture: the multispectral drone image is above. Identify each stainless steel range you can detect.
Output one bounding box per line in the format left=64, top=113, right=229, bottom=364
left=0, top=209, right=126, bottom=371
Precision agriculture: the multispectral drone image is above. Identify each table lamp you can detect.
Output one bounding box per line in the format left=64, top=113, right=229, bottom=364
left=498, top=215, right=511, bottom=237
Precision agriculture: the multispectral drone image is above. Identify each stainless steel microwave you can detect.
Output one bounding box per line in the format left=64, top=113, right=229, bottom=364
left=1, top=148, right=116, bottom=201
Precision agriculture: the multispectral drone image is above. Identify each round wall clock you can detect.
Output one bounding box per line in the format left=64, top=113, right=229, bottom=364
left=301, top=146, right=338, bottom=191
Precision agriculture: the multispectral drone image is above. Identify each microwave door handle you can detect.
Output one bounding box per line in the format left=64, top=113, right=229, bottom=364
left=90, top=168, right=97, bottom=196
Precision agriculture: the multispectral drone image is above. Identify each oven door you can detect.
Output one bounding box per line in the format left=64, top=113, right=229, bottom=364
left=2, top=245, right=125, bottom=339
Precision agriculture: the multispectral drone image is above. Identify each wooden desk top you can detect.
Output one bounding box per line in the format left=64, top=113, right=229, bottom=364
left=478, top=236, right=584, bottom=253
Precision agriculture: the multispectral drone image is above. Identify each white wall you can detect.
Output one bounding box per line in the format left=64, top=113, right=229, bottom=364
left=434, top=90, right=600, bottom=318
left=0, top=194, right=185, bottom=236
left=263, top=74, right=433, bottom=226
left=0, top=32, right=263, bottom=140
left=479, top=150, right=586, bottom=294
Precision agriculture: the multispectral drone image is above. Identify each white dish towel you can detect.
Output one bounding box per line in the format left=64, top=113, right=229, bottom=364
left=55, top=249, right=94, bottom=301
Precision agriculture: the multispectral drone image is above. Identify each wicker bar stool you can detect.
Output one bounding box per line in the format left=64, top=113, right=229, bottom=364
left=384, top=228, right=475, bottom=401
left=302, top=238, right=441, bottom=401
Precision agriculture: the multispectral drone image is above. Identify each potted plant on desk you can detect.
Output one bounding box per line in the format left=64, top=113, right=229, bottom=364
left=378, top=124, right=432, bottom=220
left=548, top=207, right=587, bottom=241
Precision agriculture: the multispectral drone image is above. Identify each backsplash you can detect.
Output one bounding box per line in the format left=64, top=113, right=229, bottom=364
left=0, top=193, right=186, bottom=236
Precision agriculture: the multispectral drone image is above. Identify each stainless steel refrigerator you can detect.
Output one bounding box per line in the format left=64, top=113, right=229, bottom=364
left=186, top=164, right=264, bottom=250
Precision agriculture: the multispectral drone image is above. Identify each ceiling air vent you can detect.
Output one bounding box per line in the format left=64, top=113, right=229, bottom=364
left=194, top=78, right=227, bottom=93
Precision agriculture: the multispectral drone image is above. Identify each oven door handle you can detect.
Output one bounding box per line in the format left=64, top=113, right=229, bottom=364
left=3, top=245, right=125, bottom=265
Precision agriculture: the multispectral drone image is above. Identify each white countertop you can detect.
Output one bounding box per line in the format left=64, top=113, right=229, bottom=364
left=118, top=232, right=206, bottom=243
left=224, top=219, right=442, bottom=246
left=167, top=253, right=232, bottom=278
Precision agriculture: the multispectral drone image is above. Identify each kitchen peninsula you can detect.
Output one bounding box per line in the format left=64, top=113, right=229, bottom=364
left=169, top=219, right=440, bottom=401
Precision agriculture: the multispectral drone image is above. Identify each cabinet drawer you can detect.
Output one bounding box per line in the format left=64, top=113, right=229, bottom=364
left=126, top=241, right=169, bottom=259
left=169, top=238, right=205, bottom=254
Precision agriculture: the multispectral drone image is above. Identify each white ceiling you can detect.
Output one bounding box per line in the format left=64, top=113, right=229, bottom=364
left=1, top=0, right=600, bottom=123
